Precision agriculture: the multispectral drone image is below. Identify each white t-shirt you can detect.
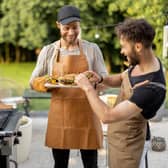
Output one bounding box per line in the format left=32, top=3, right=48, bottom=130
left=30, top=39, right=108, bottom=82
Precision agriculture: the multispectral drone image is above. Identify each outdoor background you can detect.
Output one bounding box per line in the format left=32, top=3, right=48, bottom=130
left=0, top=0, right=168, bottom=110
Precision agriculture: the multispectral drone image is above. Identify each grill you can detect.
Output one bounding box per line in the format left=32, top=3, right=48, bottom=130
left=0, top=108, right=22, bottom=168
left=0, top=110, right=13, bottom=131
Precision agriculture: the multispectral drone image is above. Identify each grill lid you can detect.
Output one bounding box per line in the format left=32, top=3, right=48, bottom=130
left=0, top=109, right=14, bottom=130
left=0, top=106, right=22, bottom=133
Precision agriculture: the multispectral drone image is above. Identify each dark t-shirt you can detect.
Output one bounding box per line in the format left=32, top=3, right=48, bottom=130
left=128, top=58, right=166, bottom=140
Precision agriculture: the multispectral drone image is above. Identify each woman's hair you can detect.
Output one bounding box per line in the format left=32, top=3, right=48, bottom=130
left=115, top=18, right=155, bottom=48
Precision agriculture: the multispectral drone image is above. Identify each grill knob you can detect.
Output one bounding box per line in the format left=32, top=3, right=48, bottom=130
left=14, top=137, right=19, bottom=145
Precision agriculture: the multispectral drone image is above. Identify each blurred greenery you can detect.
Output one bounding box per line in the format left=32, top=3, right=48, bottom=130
left=29, top=99, right=50, bottom=111
left=0, top=62, right=51, bottom=110
left=0, top=62, right=35, bottom=88
left=0, top=62, right=167, bottom=110
left=0, top=0, right=168, bottom=72
left=0, top=0, right=168, bottom=110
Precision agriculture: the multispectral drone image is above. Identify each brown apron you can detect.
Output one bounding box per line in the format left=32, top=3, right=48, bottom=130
left=108, top=71, right=147, bottom=168
left=45, top=40, right=103, bottom=149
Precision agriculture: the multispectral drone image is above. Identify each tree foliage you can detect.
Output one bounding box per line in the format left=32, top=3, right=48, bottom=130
left=0, top=0, right=167, bottom=71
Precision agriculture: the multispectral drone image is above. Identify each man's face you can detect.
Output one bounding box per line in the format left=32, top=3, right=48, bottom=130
left=120, top=36, right=140, bottom=66
left=58, top=21, right=80, bottom=45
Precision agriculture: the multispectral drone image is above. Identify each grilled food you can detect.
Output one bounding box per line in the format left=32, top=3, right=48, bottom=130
left=47, top=72, right=93, bottom=86
left=85, top=72, right=93, bottom=79
left=58, top=73, right=77, bottom=85
left=46, top=76, right=58, bottom=84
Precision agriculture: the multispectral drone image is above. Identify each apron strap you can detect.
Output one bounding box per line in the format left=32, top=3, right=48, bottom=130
left=51, top=39, right=85, bottom=74
left=149, top=82, right=166, bottom=90
left=55, top=40, right=61, bottom=62
left=56, top=39, right=84, bottom=61
left=49, top=41, right=60, bottom=76
left=78, top=40, right=85, bottom=56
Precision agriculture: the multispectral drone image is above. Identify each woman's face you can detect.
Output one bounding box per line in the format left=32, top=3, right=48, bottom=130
left=58, top=21, right=80, bottom=45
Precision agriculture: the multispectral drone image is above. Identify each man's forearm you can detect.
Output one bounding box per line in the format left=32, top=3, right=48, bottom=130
left=84, top=86, right=110, bottom=123
left=102, top=74, right=122, bottom=87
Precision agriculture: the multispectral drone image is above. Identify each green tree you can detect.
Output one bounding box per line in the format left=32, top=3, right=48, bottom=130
left=108, top=0, right=168, bottom=57
left=0, top=0, right=63, bottom=62
left=0, top=0, right=167, bottom=72
left=80, top=0, right=168, bottom=72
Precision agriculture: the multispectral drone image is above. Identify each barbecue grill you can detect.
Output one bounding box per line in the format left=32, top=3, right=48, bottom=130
left=0, top=108, right=22, bottom=168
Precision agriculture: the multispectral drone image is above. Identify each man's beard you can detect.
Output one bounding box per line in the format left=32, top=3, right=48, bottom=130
left=129, top=57, right=139, bottom=66
left=62, top=35, right=78, bottom=45
left=129, top=48, right=139, bottom=66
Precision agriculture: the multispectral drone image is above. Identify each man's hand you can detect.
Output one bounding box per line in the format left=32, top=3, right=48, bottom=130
left=83, top=71, right=102, bottom=84
left=75, top=73, right=93, bottom=92
left=31, top=76, right=48, bottom=92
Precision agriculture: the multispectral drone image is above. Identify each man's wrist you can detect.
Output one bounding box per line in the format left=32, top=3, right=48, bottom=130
left=98, top=75, right=103, bottom=84
left=84, top=85, right=94, bottom=93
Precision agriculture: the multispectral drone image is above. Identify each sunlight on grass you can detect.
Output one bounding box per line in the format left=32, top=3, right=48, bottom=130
left=0, top=62, right=167, bottom=110
left=0, top=62, right=51, bottom=110
left=0, top=62, right=36, bottom=88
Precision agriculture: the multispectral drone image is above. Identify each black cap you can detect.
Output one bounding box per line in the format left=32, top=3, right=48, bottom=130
left=57, top=5, right=80, bottom=25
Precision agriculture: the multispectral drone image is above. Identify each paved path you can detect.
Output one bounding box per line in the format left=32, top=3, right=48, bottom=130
left=11, top=112, right=168, bottom=168
left=148, top=117, right=168, bottom=168
left=13, top=117, right=108, bottom=168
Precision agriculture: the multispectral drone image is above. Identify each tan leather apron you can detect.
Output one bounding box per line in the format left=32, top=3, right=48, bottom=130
left=108, top=71, right=147, bottom=168
left=45, top=40, right=103, bottom=149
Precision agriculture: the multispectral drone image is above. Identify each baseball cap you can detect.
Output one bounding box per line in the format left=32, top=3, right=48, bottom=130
left=57, top=5, right=80, bottom=25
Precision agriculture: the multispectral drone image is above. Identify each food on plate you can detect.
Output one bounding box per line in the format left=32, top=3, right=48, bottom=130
left=46, top=76, right=58, bottom=84
left=46, top=72, right=93, bottom=86
left=85, top=72, right=93, bottom=79
left=57, top=73, right=77, bottom=85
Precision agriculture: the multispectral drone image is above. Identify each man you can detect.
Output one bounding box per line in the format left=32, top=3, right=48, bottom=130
left=75, top=19, right=166, bottom=168
left=29, top=5, right=108, bottom=168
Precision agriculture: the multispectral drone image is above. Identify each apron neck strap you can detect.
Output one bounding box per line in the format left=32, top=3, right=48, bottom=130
left=58, top=39, right=84, bottom=55
left=55, top=41, right=60, bottom=62
left=78, top=39, right=85, bottom=56
left=55, top=39, right=85, bottom=62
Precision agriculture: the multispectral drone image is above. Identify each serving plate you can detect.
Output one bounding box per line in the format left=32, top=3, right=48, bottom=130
left=44, top=83, right=79, bottom=88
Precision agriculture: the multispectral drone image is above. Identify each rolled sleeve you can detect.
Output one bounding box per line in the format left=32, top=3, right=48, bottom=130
left=92, top=43, right=108, bottom=77
left=29, top=46, right=49, bottom=84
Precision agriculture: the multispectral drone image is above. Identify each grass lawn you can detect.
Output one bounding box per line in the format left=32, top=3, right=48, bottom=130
left=0, top=62, right=36, bottom=88
left=0, top=62, right=167, bottom=110
left=0, top=62, right=50, bottom=111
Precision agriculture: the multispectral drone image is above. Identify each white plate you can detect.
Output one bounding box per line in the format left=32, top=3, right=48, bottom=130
left=44, top=83, right=79, bottom=88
